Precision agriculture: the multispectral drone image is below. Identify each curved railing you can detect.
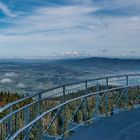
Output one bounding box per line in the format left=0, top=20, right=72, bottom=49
left=0, top=74, right=140, bottom=140
left=1, top=74, right=140, bottom=115
left=8, top=85, right=140, bottom=140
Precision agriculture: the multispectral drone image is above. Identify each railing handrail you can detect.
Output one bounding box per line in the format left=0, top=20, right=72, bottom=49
left=0, top=73, right=140, bottom=114
left=0, top=85, right=62, bottom=113
left=0, top=92, right=56, bottom=123
left=0, top=84, right=124, bottom=124
left=8, top=84, right=140, bottom=140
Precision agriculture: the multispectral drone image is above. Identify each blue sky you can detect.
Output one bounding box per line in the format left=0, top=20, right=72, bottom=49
left=0, top=0, right=140, bottom=58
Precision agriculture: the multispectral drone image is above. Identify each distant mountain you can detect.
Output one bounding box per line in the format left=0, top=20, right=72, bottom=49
left=55, top=57, right=140, bottom=75
left=56, top=57, right=140, bottom=66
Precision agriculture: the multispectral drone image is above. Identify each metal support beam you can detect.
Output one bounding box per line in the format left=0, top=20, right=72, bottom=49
left=38, top=93, right=43, bottom=140
left=115, top=90, right=125, bottom=105
left=125, top=87, right=129, bottom=109
left=126, top=75, right=129, bottom=86
left=61, top=86, right=66, bottom=138
left=7, top=107, right=13, bottom=139
left=24, top=107, right=30, bottom=140
left=68, top=99, right=84, bottom=124
left=45, top=108, right=61, bottom=133
left=95, top=84, right=99, bottom=116
left=105, top=78, right=109, bottom=114
left=84, top=81, right=88, bottom=122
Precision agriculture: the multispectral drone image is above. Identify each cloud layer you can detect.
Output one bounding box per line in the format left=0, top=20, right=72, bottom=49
left=0, top=2, right=17, bottom=17
left=0, top=0, right=140, bottom=58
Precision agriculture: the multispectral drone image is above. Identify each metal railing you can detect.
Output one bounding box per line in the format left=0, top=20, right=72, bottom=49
left=8, top=85, right=140, bottom=140
left=1, top=74, right=140, bottom=115
left=0, top=74, right=140, bottom=140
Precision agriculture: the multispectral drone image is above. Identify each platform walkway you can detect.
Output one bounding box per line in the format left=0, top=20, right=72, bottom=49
left=67, top=108, right=140, bottom=140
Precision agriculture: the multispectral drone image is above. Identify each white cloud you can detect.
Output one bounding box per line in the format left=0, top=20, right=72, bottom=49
left=1, top=5, right=99, bottom=34
left=4, top=72, right=18, bottom=77
left=0, top=78, right=12, bottom=84
left=59, top=50, right=80, bottom=56
left=0, top=2, right=17, bottom=17
left=0, top=1, right=140, bottom=57
left=17, top=83, right=26, bottom=88
left=0, top=5, right=100, bottom=42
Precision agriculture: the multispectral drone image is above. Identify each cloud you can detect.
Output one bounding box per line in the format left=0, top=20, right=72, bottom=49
left=0, top=5, right=100, bottom=41
left=4, top=72, right=18, bottom=77
left=0, top=2, right=17, bottom=17
left=0, top=78, right=12, bottom=84
left=2, top=5, right=99, bottom=35
left=17, top=83, right=26, bottom=88
left=0, top=0, right=140, bottom=57
left=58, top=50, right=80, bottom=56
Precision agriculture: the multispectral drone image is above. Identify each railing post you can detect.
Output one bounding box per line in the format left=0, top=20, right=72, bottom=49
left=85, top=81, right=88, bottom=94
left=95, top=84, right=99, bottom=116
left=125, top=75, right=129, bottom=109
left=61, top=86, right=66, bottom=139
left=125, top=87, right=129, bottom=109
left=63, top=86, right=65, bottom=103
left=126, top=75, right=129, bottom=86
left=84, top=81, right=88, bottom=122
left=38, top=93, right=43, bottom=140
left=24, top=107, right=30, bottom=140
left=105, top=78, right=109, bottom=114
left=38, top=93, right=42, bottom=114
left=7, top=107, right=13, bottom=139
left=106, top=77, right=109, bottom=89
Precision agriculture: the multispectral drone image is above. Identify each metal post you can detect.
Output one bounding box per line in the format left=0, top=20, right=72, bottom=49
left=125, top=87, right=129, bottom=109
left=106, top=77, right=109, bottom=89
left=126, top=75, right=129, bottom=86
left=63, top=86, right=65, bottom=103
left=61, top=86, right=65, bottom=138
left=38, top=93, right=43, bottom=140
left=38, top=93, right=42, bottom=100
left=7, top=107, right=13, bottom=139
left=105, top=78, right=109, bottom=114
left=85, top=81, right=88, bottom=94
left=95, top=84, right=99, bottom=116
left=24, top=107, right=30, bottom=140
left=84, top=81, right=88, bottom=122
left=38, top=93, right=42, bottom=114
left=126, top=75, right=129, bottom=110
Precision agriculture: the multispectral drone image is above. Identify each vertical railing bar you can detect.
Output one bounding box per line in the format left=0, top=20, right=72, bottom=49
left=125, top=86, right=129, bottom=109
left=84, top=81, right=88, bottom=122
left=61, top=85, right=66, bottom=139
left=95, top=84, right=99, bottom=116
left=38, top=93, right=43, bottom=140
left=7, top=106, right=13, bottom=139
left=105, top=78, right=109, bottom=114
left=126, top=75, right=129, bottom=86
left=24, top=107, right=30, bottom=140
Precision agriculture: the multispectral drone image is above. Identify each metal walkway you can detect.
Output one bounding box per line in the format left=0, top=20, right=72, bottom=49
left=67, top=108, right=140, bottom=140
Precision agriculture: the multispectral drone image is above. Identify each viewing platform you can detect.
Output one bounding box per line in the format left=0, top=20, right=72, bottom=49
left=67, top=108, right=140, bottom=140
left=1, top=74, right=140, bottom=140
